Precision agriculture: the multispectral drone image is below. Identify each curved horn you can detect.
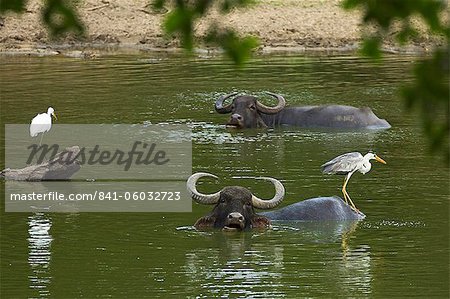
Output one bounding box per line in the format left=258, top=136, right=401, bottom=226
left=251, top=176, right=285, bottom=209
left=187, top=172, right=221, bottom=205
left=215, top=92, right=238, bottom=114
left=256, top=92, right=286, bottom=114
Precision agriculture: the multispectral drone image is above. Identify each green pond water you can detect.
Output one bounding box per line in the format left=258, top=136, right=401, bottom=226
left=0, top=53, right=448, bottom=298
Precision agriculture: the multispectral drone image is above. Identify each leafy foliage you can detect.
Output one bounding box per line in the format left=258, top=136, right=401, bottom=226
left=206, top=27, right=258, bottom=65
left=342, top=0, right=447, bottom=32
left=1, top=0, right=84, bottom=38
left=153, top=0, right=257, bottom=65
left=42, top=0, right=84, bottom=37
left=343, top=0, right=449, bottom=164
left=403, top=49, right=449, bottom=164
left=0, top=0, right=26, bottom=13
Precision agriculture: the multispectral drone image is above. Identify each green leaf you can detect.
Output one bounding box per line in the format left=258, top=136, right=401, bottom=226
left=0, top=0, right=26, bottom=13
left=360, top=37, right=381, bottom=59
left=194, top=0, right=212, bottom=15
left=207, top=28, right=258, bottom=65
left=42, top=0, right=84, bottom=37
left=396, top=23, right=417, bottom=44
left=163, top=7, right=195, bottom=50
left=152, top=0, right=166, bottom=10
left=0, top=0, right=25, bottom=12
left=402, top=48, right=450, bottom=164
left=164, top=8, right=191, bottom=33
left=341, top=0, right=362, bottom=10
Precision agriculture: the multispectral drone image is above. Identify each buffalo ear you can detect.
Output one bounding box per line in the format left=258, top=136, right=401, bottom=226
left=194, top=216, right=216, bottom=229
left=250, top=216, right=272, bottom=229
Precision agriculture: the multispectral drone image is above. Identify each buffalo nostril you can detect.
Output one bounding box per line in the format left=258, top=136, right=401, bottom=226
left=228, top=212, right=244, bottom=221
left=231, top=114, right=242, bottom=121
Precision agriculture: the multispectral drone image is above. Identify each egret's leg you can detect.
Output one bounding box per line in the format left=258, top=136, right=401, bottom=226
left=341, top=176, right=349, bottom=205
left=345, top=191, right=359, bottom=212
left=342, top=173, right=353, bottom=204
left=342, top=172, right=359, bottom=212
left=38, top=132, right=44, bottom=147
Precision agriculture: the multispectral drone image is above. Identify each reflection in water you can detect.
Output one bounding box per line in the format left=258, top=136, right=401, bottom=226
left=28, top=213, right=53, bottom=298
left=340, top=244, right=372, bottom=296
left=183, top=221, right=372, bottom=297
left=341, top=220, right=359, bottom=253
left=184, top=233, right=285, bottom=298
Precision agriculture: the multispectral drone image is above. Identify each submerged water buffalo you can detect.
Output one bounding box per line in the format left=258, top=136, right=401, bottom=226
left=259, top=196, right=365, bottom=221
left=188, top=172, right=285, bottom=231
left=187, top=172, right=364, bottom=231
left=215, top=92, right=391, bottom=129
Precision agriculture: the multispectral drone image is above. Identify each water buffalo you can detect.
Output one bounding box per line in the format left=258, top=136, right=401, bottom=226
left=259, top=196, right=366, bottom=221
left=187, top=172, right=365, bottom=231
left=188, top=172, right=285, bottom=231
left=215, top=92, right=391, bottom=129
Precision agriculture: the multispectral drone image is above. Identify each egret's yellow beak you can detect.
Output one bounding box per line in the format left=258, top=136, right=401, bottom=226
left=52, top=113, right=58, bottom=121
left=375, top=155, right=386, bottom=164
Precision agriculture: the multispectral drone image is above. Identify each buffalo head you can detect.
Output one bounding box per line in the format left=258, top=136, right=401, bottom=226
left=187, top=172, right=285, bottom=231
left=215, top=92, right=286, bottom=129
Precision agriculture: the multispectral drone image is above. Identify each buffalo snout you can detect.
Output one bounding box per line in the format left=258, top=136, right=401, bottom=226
left=223, top=212, right=246, bottom=231
left=227, top=113, right=244, bottom=127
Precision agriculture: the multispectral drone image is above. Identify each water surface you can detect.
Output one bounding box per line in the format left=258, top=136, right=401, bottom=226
left=0, top=53, right=448, bottom=298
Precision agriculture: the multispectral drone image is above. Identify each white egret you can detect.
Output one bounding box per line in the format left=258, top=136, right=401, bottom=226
left=30, top=107, right=57, bottom=145
left=321, top=151, right=387, bottom=212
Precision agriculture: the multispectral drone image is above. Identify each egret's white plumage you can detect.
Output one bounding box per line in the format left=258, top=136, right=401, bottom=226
left=321, top=151, right=386, bottom=211
left=30, top=107, right=57, bottom=144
